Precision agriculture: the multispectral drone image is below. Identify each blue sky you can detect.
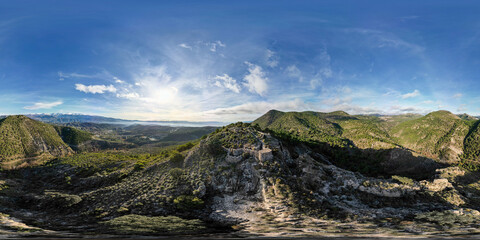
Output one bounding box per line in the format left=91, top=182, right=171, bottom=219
left=1, top=0, right=480, bottom=121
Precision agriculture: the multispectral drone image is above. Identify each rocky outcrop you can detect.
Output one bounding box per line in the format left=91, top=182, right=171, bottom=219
left=184, top=125, right=477, bottom=225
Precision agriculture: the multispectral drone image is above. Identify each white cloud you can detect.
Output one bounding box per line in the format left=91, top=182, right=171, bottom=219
left=346, top=28, right=424, bottom=54
left=213, top=74, right=241, bottom=93
left=75, top=84, right=117, bottom=94
left=114, top=77, right=125, bottom=84
left=207, top=40, right=226, bottom=52
left=422, top=100, right=434, bottom=104
left=310, top=79, right=321, bottom=90
left=24, top=101, right=63, bottom=110
left=322, top=96, right=353, bottom=106
left=390, top=105, right=426, bottom=113
left=125, top=66, right=182, bottom=106
left=58, top=70, right=118, bottom=82
left=453, top=93, right=463, bottom=98
left=401, top=89, right=420, bottom=99
left=328, top=103, right=381, bottom=114
left=243, top=62, right=268, bottom=96
left=116, top=92, right=139, bottom=99
left=457, top=104, right=467, bottom=112
left=178, top=43, right=192, bottom=50
left=204, top=99, right=309, bottom=117
left=58, top=72, right=96, bottom=79
left=286, top=65, right=303, bottom=82
left=265, top=49, right=279, bottom=67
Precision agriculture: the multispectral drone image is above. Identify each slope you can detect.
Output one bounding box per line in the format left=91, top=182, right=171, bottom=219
left=461, top=120, right=480, bottom=168
left=0, top=115, right=72, bottom=166
left=253, top=110, right=396, bottom=149
left=391, top=110, right=470, bottom=162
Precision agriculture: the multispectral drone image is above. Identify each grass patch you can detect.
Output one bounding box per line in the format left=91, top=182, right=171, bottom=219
left=102, top=214, right=207, bottom=235
left=391, top=175, right=415, bottom=186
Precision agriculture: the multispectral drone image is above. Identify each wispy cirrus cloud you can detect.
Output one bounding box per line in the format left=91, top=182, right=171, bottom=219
left=265, top=49, right=279, bottom=68
left=178, top=43, right=192, bottom=50
left=401, top=89, right=420, bottom=99
left=286, top=65, right=303, bottom=82
left=453, top=93, right=463, bottom=98
left=24, top=101, right=63, bottom=110
left=345, top=28, right=424, bottom=54
left=58, top=72, right=97, bottom=80
left=75, top=84, right=117, bottom=94
left=203, top=99, right=310, bottom=117
left=207, top=40, right=226, bottom=52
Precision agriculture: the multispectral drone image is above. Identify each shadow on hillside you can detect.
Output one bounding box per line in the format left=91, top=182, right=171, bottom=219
left=270, top=131, right=445, bottom=180
left=455, top=170, right=480, bottom=184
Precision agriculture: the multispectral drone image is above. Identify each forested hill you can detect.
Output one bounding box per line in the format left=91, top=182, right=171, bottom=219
left=0, top=115, right=72, bottom=167
left=253, top=109, right=480, bottom=166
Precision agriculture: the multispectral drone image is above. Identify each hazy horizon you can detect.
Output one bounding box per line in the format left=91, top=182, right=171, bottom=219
left=1, top=1, right=480, bottom=121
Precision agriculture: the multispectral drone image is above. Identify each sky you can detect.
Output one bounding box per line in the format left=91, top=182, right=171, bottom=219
left=1, top=0, right=480, bottom=122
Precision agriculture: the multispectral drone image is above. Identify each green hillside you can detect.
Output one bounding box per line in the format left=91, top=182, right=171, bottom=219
left=253, top=110, right=347, bottom=147
left=391, top=110, right=469, bottom=162
left=378, top=114, right=423, bottom=131
left=253, top=110, right=396, bottom=149
left=0, top=115, right=72, bottom=165
left=333, top=115, right=397, bottom=149
left=461, top=120, right=480, bottom=167
left=253, top=109, right=480, bottom=172
left=54, top=126, right=93, bottom=146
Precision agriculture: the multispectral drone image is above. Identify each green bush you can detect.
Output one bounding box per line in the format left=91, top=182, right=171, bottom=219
left=43, top=191, right=82, bottom=208
left=134, top=159, right=149, bottom=171
left=55, top=126, right=92, bottom=145
left=391, top=175, right=415, bottom=186
left=205, top=138, right=226, bottom=156
left=173, top=195, right=204, bottom=211
left=170, top=152, right=185, bottom=166
left=169, top=168, right=184, bottom=180
left=177, top=142, right=195, bottom=152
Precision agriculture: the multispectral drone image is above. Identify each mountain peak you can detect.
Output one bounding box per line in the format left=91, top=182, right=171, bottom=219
left=328, top=110, right=350, bottom=116
left=426, top=110, right=460, bottom=120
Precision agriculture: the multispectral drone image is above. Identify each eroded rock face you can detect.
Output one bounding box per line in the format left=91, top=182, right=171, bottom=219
left=182, top=126, right=480, bottom=228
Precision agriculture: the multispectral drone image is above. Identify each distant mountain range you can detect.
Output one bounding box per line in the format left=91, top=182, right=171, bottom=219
left=0, top=112, right=477, bottom=127
left=0, top=113, right=226, bottom=127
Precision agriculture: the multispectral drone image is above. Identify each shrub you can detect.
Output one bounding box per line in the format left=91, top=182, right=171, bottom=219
left=170, top=152, right=185, bottom=167
left=169, top=168, right=184, bottom=180
left=205, top=138, right=226, bottom=156
left=134, top=159, right=149, bottom=171
left=391, top=175, right=415, bottom=186
left=173, top=195, right=204, bottom=211
left=43, top=191, right=82, bottom=208
left=177, top=142, right=195, bottom=152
